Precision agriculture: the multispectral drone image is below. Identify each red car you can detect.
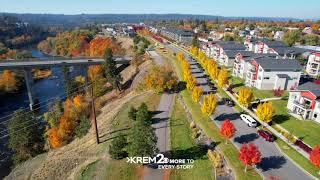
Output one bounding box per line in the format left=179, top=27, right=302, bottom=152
left=257, top=130, right=274, bottom=142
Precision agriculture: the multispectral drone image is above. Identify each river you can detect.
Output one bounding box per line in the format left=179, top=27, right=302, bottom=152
left=0, top=50, right=84, bottom=178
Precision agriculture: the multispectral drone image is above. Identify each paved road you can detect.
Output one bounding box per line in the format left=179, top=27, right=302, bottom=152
left=164, top=43, right=312, bottom=180
left=144, top=50, right=175, bottom=180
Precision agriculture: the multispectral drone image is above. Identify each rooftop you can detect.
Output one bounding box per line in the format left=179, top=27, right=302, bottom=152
left=253, top=57, right=302, bottom=71
left=297, top=82, right=320, bottom=98
left=216, top=41, right=246, bottom=50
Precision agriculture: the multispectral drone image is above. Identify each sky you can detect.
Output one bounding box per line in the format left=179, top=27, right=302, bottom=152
left=0, top=0, right=319, bottom=19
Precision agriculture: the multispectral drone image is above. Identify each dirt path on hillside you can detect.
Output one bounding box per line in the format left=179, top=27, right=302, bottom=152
left=6, top=90, right=141, bottom=180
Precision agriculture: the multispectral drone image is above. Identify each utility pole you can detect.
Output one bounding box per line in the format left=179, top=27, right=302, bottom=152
left=91, top=84, right=99, bottom=144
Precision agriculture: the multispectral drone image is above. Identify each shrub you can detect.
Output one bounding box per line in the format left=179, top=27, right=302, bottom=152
left=75, top=116, right=91, bottom=138
left=208, top=149, right=223, bottom=168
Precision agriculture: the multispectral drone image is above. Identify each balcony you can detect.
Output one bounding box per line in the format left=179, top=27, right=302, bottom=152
left=293, top=100, right=312, bottom=110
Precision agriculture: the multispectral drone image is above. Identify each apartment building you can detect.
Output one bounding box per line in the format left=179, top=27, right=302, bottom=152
left=244, top=38, right=305, bottom=59
left=160, top=28, right=194, bottom=44
left=247, top=57, right=302, bottom=90
left=232, top=53, right=277, bottom=79
left=306, top=52, right=320, bottom=77
left=287, top=82, right=320, bottom=122
left=205, top=41, right=246, bottom=66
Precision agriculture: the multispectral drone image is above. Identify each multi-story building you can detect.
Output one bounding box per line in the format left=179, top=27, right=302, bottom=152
left=207, top=41, right=246, bottom=66
left=306, top=52, right=320, bottom=77
left=287, top=82, right=320, bottom=122
left=244, top=57, right=302, bottom=90
left=160, top=28, right=193, bottom=44
left=232, top=53, right=277, bottom=79
left=244, top=38, right=305, bottom=59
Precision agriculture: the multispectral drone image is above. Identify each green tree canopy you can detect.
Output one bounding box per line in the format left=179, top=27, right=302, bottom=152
left=8, top=109, right=44, bottom=164
left=283, top=30, right=302, bottom=46
left=104, top=48, right=123, bottom=91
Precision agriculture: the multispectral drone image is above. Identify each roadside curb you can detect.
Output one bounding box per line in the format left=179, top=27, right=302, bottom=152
left=274, top=141, right=318, bottom=180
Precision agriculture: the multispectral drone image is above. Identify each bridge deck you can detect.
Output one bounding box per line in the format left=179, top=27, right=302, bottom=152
left=0, top=57, right=131, bottom=70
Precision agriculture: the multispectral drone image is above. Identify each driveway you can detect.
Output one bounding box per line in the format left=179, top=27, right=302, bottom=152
left=164, top=43, right=312, bottom=180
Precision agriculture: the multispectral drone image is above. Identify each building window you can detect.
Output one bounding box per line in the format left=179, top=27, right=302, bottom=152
left=264, top=77, right=270, bottom=80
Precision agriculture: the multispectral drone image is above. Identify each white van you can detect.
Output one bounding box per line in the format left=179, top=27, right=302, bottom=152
left=240, top=114, right=257, bottom=127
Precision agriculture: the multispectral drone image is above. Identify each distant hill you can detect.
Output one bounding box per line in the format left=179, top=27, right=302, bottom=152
left=0, top=13, right=303, bottom=28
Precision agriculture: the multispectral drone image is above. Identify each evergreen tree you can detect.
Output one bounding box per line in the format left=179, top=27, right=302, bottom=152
left=127, top=120, right=157, bottom=157
left=8, top=109, right=44, bottom=164
left=109, top=134, right=128, bottom=159
left=128, top=106, right=137, bottom=121
left=104, top=48, right=123, bottom=91
left=136, top=103, right=152, bottom=125
left=127, top=103, right=157, bottom=157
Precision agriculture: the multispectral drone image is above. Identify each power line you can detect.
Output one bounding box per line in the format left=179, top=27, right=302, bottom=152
left=0, top=83, right=91, bottom=123
left=0, top=119, right=45, bottom=140
left=0, top=83, right=92, bottom=137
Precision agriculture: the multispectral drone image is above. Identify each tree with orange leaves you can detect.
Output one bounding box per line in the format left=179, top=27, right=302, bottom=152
left=0, top=70, right=19, bottom=92
left=88, top=37, right=122, bottom=57
left=220, top=119, right=236, bottom=144
left=48, top=127, right=64, bottom=149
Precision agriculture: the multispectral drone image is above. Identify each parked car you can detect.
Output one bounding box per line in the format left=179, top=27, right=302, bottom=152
left=294, top=140, right=312, bottom=154
left=221, top=98, right=235, bottom=107
left=257, top=130, right=274, bottom=142
left=240, top=114, right=257, bottom=127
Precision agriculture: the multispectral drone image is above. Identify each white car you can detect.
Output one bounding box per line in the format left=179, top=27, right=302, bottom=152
left=240, top=114, right=257, bottom=127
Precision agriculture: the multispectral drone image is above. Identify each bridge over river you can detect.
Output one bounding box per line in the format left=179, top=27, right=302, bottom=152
left=0, top=57, right=132, bottom=110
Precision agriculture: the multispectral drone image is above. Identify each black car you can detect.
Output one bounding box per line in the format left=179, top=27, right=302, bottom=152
left=221, top=98, right=235, bottom=107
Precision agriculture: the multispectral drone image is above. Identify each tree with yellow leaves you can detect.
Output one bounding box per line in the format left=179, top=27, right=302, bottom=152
left=177, top=52, right=185, bottom=62
left=186, top=76, right=197, bottom=91
left=218, top=68, right=229, bottom=88
left=256, top=102, right=275, bottom=124
left=192, top=86, right=204, bottom=103
left=190, top=47, right=199, bottom=57
left=201, top=94, right=217, bottom=116
left=208, top=61, right=219, bottom=80
left=238, top=87, right=254, bottom=107
left=143, top=65, right=178, bottom=93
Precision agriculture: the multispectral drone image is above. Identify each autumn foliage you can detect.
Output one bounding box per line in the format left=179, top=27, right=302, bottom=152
left=0, top=70, right=19, bottom=92
left=88, top=37, right=122, bottom=57
left=47, top=95, right=89, bottom=148
left=143, top=66, right=178, bottom=93
left=237, top=87, right=254, bottom=107
left=201, top=94, right=218, bottom=116
left=192, top=86, right=204, bottom=103
left=217, top=68, right=229, bottom=88
left=256, top=102, right=275, bottom=124
left=48, top=127, right=64, bottom=149
left=239, top=143, right=262, bottom=172
left=220, top=119, right=236, bottom=144
left=310, top=145, right=320, bottom=168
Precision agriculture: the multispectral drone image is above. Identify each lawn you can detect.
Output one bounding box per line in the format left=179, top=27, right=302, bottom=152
left=163, top=51, right=262, bottom=180
left=170, top=98, right=214, bottom=180
left=272, top=100, right=320, bottom=147
left=111, top=92, right=161, bottom=136
left=275, top=138, right=320, bottom=179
